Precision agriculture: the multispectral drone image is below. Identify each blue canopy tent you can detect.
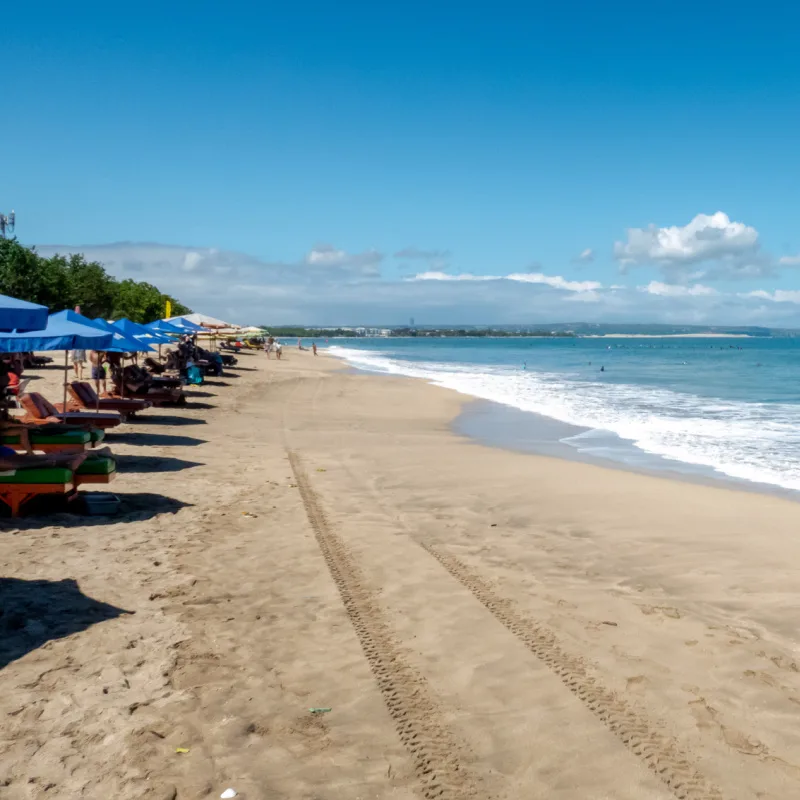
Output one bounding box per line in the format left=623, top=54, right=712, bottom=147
left=112, top=318, right=171, bottom=344
left=0, top=294, right=49, bottom=332
left=0, top=313, right=114, bottom=409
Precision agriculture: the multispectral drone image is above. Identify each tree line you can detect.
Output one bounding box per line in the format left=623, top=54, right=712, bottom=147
left=0, top=239, right=191, bottom=324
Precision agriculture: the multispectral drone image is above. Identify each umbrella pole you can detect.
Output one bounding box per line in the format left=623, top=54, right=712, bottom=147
left=63, top=350, right=69, bottom=412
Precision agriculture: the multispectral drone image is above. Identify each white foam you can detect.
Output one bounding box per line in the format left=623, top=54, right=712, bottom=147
left=329, top=346, right=800, bottom=492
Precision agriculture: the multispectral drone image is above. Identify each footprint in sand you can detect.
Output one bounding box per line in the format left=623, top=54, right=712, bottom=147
left=689, top=695, right=767, bottom=755
left=638, top=604, right=681, bottom=619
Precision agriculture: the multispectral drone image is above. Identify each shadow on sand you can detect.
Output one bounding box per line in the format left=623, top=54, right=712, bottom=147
left=139, top=415, right=207, bottom=427
left=115, top=455, right=203, bottom=474
left=1, top=492, right=192, bottom=525
left=108, top=432, right=206, bottom=448
left=0, top=577, right=132, bottom=669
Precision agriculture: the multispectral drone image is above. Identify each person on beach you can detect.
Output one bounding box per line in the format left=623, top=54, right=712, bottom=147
left=89, top=351, right=108, bottom=394
left=312, top=342, right=318, bottom=356
left=264, top=337, right=273, bottom=359
left=71, top=348, right=86, bottom=379
left=274, top=340, right=283, bottom=360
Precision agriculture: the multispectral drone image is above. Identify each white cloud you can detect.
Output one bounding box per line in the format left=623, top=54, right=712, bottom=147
left=31, top=241, right=800, bottom=328
left=573, top=248, right=594, bottom=263
left=614, top=212, right=759, bottom=265
left=410, top=271, right=494, bottom=281
left=304, top=243, right=382, bottom=275
left=778, top=255, right=800, bottom=266
left=742, top=289, right=800, bottom=304
left=640, top=281, right=718, bottom=297
left=410, top=271, right=602, bottom=293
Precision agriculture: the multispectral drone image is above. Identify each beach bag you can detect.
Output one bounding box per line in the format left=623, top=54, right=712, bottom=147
left=187, top=365, right=204, bottom=385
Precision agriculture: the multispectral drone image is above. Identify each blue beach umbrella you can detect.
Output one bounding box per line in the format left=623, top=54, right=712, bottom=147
left=164, top=316, right=206, bottom=333
left=112, top=318, right=171, bottom=344
left=0, top=294, right=49, bottom=332
left=0, top=314, right=113, bottom=353
left=146, top=319, right=184, bottom=335
left=90, top=318, right=155, bottom=353
left=0, top=313, right=114, bottom=408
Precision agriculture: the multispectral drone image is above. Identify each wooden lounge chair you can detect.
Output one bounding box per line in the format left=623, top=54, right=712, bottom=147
left=18, top=393, right=122, bottom=430
left=68, top=381, right=151, bottom=417
left=0, top=455, right=116, bottom=516
left=74, top=454, right=117, bottom=486
left=1, top=426, right=105, bottom=454
left=0, top=467, right=75, bottom=517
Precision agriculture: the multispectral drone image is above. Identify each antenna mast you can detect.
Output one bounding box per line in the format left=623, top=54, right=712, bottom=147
left=0, top=210, right=15, bottom=239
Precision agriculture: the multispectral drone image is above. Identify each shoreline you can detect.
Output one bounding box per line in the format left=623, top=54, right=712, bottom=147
left=3, top=348, right=800, bottom=799
left=453, top=397, right=800, bottom=502
left=337, top=353, right=797, bottom=499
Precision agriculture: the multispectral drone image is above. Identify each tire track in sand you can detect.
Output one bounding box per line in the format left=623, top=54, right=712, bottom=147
left=287, top=450, right=481, bottom=800
left=420, top=542, right=723, bottom=800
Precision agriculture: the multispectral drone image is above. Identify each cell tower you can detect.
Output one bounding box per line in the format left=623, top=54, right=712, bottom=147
left=0, top=210, right=15, bottom=239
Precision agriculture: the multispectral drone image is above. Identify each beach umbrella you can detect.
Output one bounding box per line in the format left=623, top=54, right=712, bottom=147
left=89, top=317, right=156, bottom=353
left=112, top=318, right=171, bottom=344
left=164, top=315, right=206, bottom=333
left=0, top=294, right=49, bottom=332
left=146, top=319, right=183, bottom=335
left=173, top=312, right=233, bottom=329
left=0, top=312, right=114, bottom=409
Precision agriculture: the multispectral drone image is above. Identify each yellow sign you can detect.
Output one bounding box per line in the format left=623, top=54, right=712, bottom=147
left=165, top=300, right=172, bottom=319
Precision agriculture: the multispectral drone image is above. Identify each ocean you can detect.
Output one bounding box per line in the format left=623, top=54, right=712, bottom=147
left=327, top=336, right=800, bottom=493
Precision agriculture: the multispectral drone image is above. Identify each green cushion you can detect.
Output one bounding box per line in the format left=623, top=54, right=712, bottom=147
left=90, top=430, right=105, bottom=444
left=76, top=457, right=116, bottom=475
left=0, top=467, right=72, bottom=484
left=1, top=430, right=91, bottom=446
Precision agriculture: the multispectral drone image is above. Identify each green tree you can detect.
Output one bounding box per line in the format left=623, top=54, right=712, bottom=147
left=0, top=238, right=66, bottom=307
left=62, top=254, right=117, bottom=318
left=112, top=279, right=168, bottom=323
left=0, top=239, right=191, bottom=323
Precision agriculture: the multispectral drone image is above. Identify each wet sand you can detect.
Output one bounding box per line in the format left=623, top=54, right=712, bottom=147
left=2, top=349, right=800, bottom=799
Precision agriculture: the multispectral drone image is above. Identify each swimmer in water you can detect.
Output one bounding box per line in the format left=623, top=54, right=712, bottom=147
left=600, top=366, right=605, bottom=372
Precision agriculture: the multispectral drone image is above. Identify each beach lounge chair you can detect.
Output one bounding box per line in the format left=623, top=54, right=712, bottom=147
left=74, top=454, right=117, bottom=486
left=68, top=381, right=152, bottom=417
left=1, top=426, right=105, bottom=454
left=0, top=468, right=75, bottom=516
left=18, top=393, right=122, bottom=430
left=0, top=455, right=116, bottom=516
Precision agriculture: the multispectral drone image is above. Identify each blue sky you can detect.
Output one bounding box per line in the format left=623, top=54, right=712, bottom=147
left=4, top=1, right=800, bottom=325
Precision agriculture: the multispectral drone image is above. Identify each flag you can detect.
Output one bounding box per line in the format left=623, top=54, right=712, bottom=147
left=165, top=300, right=172, bottom=319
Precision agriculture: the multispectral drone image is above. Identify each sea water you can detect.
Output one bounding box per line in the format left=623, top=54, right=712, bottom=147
left=328, top=336, right=800, bottom=493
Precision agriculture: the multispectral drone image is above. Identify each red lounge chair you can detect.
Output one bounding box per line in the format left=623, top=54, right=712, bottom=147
left=19, top=393, right=122, bottom=430
left=69, top=382, right=151, bottom=417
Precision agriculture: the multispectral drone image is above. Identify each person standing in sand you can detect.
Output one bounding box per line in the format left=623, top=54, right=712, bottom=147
left=89, top=350, right=108, bottom=395
left=71, top=348, right=86, bottom=379
left=312, top=342, right=318, bottom=356
left=274, top=340, right=283, bottom=360
left=264, top=337, right=273, bottom=359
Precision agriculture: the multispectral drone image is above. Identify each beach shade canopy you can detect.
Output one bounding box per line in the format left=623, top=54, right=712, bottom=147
left=146, top=319, right=184, bottom=335
left=90, top=317, right=155, bottom=352
left=112, top=318, right=171, bottom=344
left=0, top=313, right=113, bottom=353
left=170, top=312, right=235, bottom=330
left=0, top=294, right=49, bottom=333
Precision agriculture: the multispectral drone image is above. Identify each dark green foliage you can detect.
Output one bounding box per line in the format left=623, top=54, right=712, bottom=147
left=0, top=239, right=191, bottom=323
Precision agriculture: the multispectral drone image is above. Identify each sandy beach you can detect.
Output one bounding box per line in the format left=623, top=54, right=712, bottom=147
left=2, top=348, right=800, bottom=799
